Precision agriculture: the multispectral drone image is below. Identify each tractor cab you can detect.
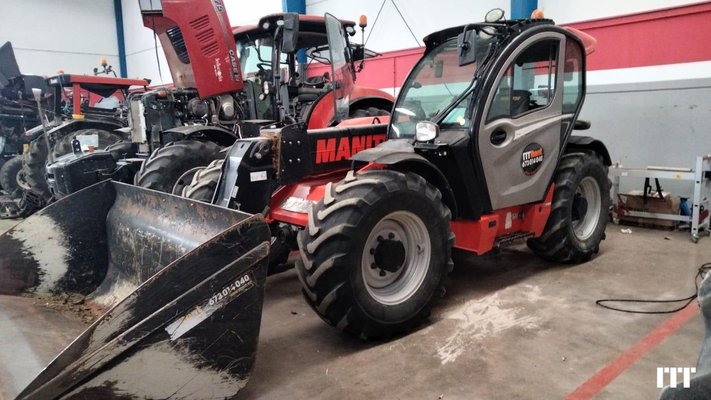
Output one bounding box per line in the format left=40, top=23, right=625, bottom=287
left=382, top=9, right=598, bottom=217
left=233, top=13, right=371, bottom=125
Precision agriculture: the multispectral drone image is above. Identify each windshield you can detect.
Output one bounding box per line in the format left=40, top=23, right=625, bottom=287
left=236, top=37, right=274, bottom=76
left=391, top=37, right=480, bottom=138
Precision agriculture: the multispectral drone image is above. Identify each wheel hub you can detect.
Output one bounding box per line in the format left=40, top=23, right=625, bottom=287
left=373, top=236, right=406, bottom=273
left=572, top=193, right=588, bottom=221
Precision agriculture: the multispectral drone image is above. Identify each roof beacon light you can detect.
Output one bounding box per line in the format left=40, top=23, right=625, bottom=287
left=531, top=9, right=545, bottom=19
left=359, top=15, right=368, bottom=29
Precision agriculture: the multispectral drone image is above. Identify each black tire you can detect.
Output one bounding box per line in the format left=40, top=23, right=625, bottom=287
left=134, top=140, right=222, bottom=193
left=182, top=159, right=223, bottom=201
left=527, top=152, right=611, bottom=263
left=0, top=155, right=24, bottom=196
left=296, top=169, right=453, bottom=339
left=21, top=136, right=51, bottom=201
left=349, top=106, right=391, bottom=118
left=21, top=129, right=122, bottom=201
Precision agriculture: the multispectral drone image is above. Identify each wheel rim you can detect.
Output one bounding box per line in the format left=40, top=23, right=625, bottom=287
left=16, top=169, right=30, bottom=191
left=172, top=167, right=203, bottom=195
left=361, top=211, right=431, bottom=306
left=572, top=176, right=601, bottom=240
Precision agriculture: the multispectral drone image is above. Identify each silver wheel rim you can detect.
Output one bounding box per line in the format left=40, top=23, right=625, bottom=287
left=361, top=210, right=431, bottom=305
left=172, top=167, right=203, bottom=195
left=17, top=169, right=30, bottom=190
left=572, top=176, right=601, bottom=240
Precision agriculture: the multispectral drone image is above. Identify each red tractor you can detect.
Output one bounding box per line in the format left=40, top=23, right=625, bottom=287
left=39, top=2, right=394, bottom=203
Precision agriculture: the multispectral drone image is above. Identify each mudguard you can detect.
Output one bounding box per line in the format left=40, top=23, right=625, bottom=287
left=0, top=181, right=270, bottom=399
left=566, top=135, right=612, bottom=166
left=162, top=124, right=237, bottom=147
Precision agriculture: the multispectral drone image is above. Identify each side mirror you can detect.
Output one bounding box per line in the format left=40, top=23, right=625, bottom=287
left=416, top=121, right=439, bottom=142
left=457, top=28, right=477, bottom=66
left=351, top=45, right=365, bottom=62
left=281, top=13, right=300, bottom=54
left=31, top=87, right=42, bottom=102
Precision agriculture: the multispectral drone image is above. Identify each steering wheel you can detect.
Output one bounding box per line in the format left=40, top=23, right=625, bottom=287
left=257, top=63, right=271, bottom=70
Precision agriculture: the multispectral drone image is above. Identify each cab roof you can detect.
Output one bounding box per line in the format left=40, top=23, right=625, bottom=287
left=232, top=13, right=355, bottom=37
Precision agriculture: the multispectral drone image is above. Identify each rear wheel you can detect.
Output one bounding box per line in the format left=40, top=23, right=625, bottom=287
left=0, top=155, right=24, bottom=197
left=296, top=170, right=453, bottom=339
left=133, top=140, right=222, bottom=194
left=527, top=152, right=610, bottom=263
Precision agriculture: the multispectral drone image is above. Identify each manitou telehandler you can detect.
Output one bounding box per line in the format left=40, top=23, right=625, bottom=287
left=0, top=8, right=609, bottom=400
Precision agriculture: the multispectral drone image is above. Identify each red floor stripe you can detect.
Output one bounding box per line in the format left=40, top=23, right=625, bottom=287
left=564, top=305, right=700, bottom=400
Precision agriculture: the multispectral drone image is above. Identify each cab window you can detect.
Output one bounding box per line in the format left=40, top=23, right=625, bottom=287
left=562, top=39, right=583, bottom=114
left=487, top=39, right=559, bottom=122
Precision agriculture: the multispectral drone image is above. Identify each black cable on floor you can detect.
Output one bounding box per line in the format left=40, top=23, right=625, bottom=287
left=595, top=262, right=711, bottom=314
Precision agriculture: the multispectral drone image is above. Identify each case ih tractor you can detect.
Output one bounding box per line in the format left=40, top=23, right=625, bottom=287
left=0, top=8, right=609, bottom=400
left=41, top=1, right=393, bottom=201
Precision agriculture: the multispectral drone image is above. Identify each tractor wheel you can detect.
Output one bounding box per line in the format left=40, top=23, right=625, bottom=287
left=134, top=140, right=222, bottom=194
left=0, top=155, right=24, bottom=197
left=296, top=169, right=453, bottom=339
left=527, top=152, right=610, bottom=263
left=350, top=106, right=390, bottom=118
left=182, top=159, right=223, bottom=202
left=21, top=137, right=51, bottom=201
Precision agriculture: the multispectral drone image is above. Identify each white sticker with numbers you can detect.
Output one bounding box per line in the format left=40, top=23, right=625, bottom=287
left=250, top=171, right=267, bottom=182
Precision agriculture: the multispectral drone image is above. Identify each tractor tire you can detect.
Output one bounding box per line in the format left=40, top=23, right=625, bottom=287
left=296, top=169, right=453, bottom=339
left=0, top=155, right=24, bottom=197
left=527, top=152, right=610, bottom=263
left=21, top=137, right=51, bottom=201
left=350, top=106, right=390, bottom=118
left=134, top=140, right=222, bottom=194
left=182, top=159, right=223, bottom=202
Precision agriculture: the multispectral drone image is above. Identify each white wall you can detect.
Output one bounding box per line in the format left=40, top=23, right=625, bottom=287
left=538, top=0, right=701, bottom=24
left=122, top=0, right=282, bottom=84
left=0, top=0, right=119, bottom=77
left=306, top=0, right=511, bottom=53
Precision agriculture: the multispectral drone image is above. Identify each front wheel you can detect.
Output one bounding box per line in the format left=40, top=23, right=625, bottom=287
left=0, top=155, right=24, bottom=197
left=296, top=170, right=453, bottom=339
left=527, top=152, right=611, bottom=263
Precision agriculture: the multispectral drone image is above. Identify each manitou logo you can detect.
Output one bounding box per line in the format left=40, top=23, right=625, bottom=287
left=315, top=134, right=387, bottom=164
left=657, top=367, right=695, bottom=388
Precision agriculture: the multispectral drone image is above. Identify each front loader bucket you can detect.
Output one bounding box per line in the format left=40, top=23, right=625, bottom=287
left=0, top=181, right=270, bottom=399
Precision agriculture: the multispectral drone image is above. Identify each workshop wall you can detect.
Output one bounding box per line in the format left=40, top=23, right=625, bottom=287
left=0, top=0, right=119, bottom=77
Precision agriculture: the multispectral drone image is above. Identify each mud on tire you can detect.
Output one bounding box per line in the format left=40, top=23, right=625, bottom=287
left=134, top=140, right=222, bottom=194
left=296, top=169, right=453, bottom=339
left=527, top=152, right=610, bottom=263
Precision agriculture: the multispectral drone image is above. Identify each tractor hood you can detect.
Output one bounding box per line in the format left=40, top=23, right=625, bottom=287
left=140, top=0, right=244, bottom=98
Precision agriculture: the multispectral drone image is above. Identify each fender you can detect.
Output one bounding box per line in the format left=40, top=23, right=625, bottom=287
left=47, top=119, right=126, bottom=142
left=565, top=136, right=611, bottom=165
left=353, top=140, right=459, bottom=218
left=306, top=87, right=394, bottom=129
left=162, top=125, right=237, bottom=147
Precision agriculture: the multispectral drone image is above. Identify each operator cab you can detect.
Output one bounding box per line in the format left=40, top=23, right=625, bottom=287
left=233, top=13, right=369, bottom=124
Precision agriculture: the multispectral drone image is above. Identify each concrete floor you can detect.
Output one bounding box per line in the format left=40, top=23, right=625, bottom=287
left=0, top=217, right=707, bottom=399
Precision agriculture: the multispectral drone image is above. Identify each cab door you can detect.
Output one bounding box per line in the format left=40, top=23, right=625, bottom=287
left=477, top=32, right=567, bottom=209
left=324, top=13, right=354, bottom=123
